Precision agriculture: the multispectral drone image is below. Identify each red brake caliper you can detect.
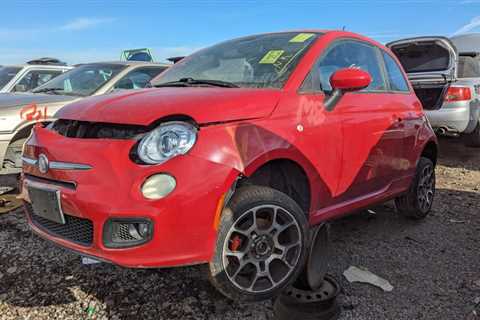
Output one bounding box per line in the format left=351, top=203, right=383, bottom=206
left=230, top=235, right=243, bottom=251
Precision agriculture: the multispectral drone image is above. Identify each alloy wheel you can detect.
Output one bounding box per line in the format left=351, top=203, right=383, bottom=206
left=417, top=164, right=435, bottom=213
left=222, top=204, right=303, bottom=293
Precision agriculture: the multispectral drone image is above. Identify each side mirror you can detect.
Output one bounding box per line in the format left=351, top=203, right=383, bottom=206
left=14, top=84, right=27, bottom=92
left=324, top=68, right=372, bottom=111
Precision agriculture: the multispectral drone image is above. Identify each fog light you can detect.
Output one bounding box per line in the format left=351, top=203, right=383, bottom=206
left=103, top=219, right=153, bottom=248
left=141, top=174, right=176, bottom=199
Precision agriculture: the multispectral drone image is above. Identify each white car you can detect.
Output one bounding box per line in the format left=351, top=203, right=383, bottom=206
left=0, top=58, right=72, bottom=93
left=0, top=60, right=169, bottom=176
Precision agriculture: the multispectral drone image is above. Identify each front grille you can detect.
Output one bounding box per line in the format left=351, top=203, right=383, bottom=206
left=26, top=203, right=93, bottom=246
left=50, top=119, right=147, bottom=139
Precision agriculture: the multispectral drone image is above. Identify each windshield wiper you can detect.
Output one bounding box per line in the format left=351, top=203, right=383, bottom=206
left=154, top=78, right=239, bottom=88
left=33, top=87, right=65, bottom=95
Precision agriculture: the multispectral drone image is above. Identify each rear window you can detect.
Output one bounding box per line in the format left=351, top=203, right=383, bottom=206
left=458, top=56, right=480, bottom=78
left=391, top=41, right=451, bottom=73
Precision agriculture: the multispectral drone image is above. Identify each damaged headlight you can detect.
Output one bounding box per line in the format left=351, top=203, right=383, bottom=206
left=137, top=121, right=197, bottom=164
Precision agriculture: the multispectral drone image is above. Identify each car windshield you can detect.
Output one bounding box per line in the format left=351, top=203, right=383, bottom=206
left=32, top=63, right=127, bottom=96
left=0, top=66, right=22, bottom=89
left=153, top=32, right=321, bottom=89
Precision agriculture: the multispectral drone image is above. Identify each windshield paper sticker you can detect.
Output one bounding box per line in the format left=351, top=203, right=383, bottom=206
left=259, top=50, right=285, bottom=64
left=289, top=33, right=315, bottom=43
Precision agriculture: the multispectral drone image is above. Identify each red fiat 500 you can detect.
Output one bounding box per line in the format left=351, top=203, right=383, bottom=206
left=22, top=30, right=437, bottom=301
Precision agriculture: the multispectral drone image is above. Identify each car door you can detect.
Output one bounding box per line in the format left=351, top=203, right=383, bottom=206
left=314, top=39, right=404, bottom=201
left=381, top=50, right=423, bottom=178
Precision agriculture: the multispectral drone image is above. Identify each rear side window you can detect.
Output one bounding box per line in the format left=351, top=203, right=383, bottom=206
left=304, top=40, right=387, bottom=93
left=382, top=52, right=410, bottom=92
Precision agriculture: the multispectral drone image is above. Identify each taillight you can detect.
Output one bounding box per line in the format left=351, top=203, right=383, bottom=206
left=445, top=87, right=472, bottom=102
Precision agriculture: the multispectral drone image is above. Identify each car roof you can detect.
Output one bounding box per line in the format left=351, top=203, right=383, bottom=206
left=2, top=64, right=71, bottom=69
left=218, top=30, right=385, bottom=48
left=75, top=61, right=171, bottom=67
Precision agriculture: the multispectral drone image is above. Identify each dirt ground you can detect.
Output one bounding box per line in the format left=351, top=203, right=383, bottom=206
left=0, top=137, right=479, bottom=320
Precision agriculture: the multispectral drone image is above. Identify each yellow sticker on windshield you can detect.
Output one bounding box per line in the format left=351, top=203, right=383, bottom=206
left=289, top=33, right=315, bottom=43
left=259, top=50, right=285, bottom=64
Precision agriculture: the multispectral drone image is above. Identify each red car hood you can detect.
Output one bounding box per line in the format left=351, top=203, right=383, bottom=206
left=56, top=87, right=282, bottom=125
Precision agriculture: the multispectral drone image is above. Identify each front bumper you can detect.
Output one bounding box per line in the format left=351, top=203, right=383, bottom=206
left=23, top=126, right=239, bottom=268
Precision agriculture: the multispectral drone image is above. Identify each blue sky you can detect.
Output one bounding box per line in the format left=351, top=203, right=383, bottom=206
left=2, top=0, right=480, bottom=65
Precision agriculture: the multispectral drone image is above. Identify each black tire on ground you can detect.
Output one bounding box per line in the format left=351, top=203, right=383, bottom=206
left=395, top=157, right=436, bottom=219
left=4, top=138, right=27, bottom=169
left=464, top=121, right=480, bottom=148
left=209, top=185, right=309, bottom=302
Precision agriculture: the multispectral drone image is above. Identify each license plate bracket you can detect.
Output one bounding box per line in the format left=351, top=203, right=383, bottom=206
left=28, top=186, right=65, bottom=224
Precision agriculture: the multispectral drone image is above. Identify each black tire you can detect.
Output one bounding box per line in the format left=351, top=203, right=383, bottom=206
left=209, top=185, right=309, bottom=302
left=274, top=298, right=341, bottom=320
left=395, top=157, right=435, bottom=219
left=464, top=121, right=480, bottom=148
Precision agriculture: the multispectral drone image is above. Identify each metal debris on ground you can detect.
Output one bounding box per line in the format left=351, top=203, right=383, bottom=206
left=449, top=219, right=467, bottom=224
left=0, top=194, right=23, bottom=214
left=81, top=257, right=102, bottom=265
left=466, top=297, right=480, bottom=319
left=343, top=266, right=393, bottom=292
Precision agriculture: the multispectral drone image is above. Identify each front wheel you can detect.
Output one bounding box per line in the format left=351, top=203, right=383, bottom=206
left=395, top=157, right=436, bottom=219
left=209, top=186, right=308, bottom=302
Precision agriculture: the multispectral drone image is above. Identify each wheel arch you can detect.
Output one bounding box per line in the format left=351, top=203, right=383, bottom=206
left=420, top=139, right=438, bottom=166
left=241, top=157, right=312, bottom=216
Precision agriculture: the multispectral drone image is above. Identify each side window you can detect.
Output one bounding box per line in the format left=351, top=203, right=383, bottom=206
left=302, top=40, right=387, bottom=93
left=14, top=70, right=63, bottom=92
left=114, top=67, right=167, bottom=90
left=382, top=52, right=410, bottom=92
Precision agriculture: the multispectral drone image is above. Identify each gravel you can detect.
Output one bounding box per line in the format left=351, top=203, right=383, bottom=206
left=0, top=137, right=479, bottom=319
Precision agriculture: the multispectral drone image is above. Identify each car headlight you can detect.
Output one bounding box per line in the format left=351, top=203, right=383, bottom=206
left=137, top=121, right=197, bottom=164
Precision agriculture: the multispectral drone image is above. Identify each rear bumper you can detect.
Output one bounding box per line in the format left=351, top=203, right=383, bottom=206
left=23, top=126, right=239, bottom=268
left=425, top=103, right=471, bottom=133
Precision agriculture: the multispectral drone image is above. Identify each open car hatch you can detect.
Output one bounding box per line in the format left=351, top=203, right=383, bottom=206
left=387, top=36, right=458, bottom=85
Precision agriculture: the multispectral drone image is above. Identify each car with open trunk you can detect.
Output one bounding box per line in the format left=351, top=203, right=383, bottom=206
left=388, top=36, right=480, bottom=147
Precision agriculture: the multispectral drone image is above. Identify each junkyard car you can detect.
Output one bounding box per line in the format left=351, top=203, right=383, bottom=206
left=0, top=61, right=168, bottom=175
left=0, top=58, right=71, bottom=93
left=388, top=37, right=480, bottom=147
left=22, top=31, right=438, bottom=301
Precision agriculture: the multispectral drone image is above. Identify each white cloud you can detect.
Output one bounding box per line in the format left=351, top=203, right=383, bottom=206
left=0, top=17, right=115, bottom=41
left=60, top=17, right=115, bottom=31
left=453, top=16, right=480, bottom=35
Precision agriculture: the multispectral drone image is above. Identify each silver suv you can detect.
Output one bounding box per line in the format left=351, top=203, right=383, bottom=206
left=388, top=36, right=480, bottom=147
left=0, top=58, right=71, bottom=93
